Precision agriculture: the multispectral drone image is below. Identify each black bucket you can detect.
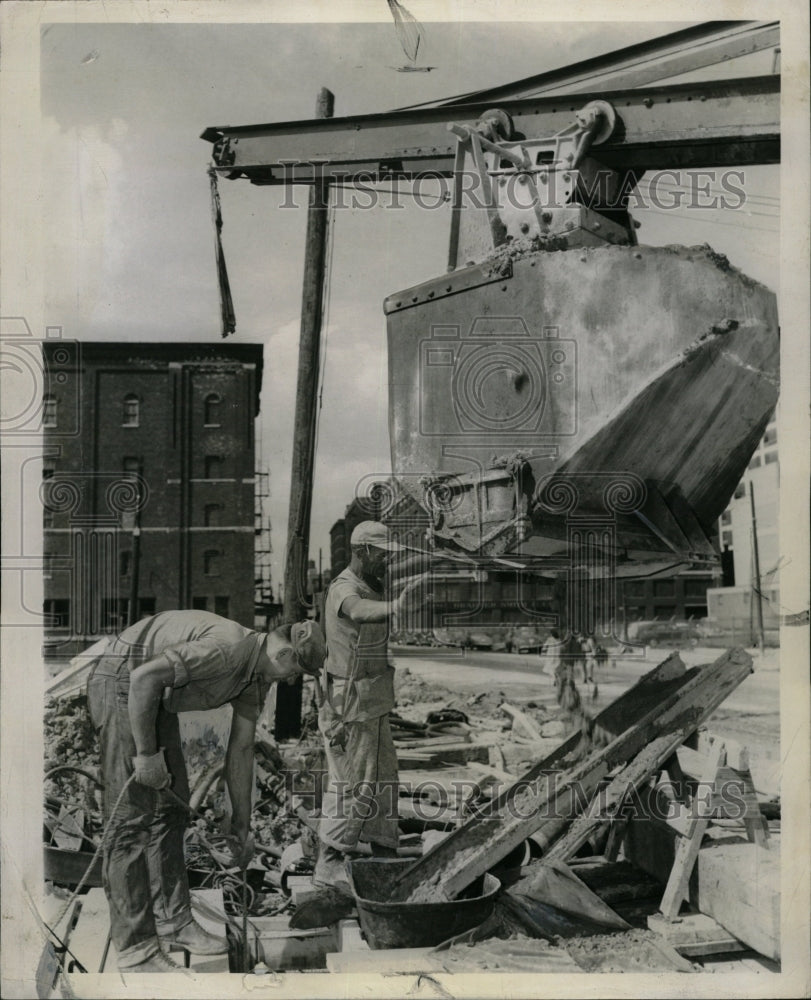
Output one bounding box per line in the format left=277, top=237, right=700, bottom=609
left=348, top=858, right=500, bottom=950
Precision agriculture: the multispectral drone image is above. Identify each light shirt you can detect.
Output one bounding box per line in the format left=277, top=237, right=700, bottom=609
left=112, top=610, right=268, bottom=714
left=323, top=567, right=382, bottom=678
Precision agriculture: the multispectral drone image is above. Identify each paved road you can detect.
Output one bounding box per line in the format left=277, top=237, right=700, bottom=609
left=392, top=643, right=781, bottom=793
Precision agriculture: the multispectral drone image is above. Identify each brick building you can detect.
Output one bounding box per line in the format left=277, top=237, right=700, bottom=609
left=42, top=342, right=263, bottom=656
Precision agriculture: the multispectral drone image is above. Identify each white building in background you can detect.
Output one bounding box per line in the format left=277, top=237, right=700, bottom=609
left=707, top=413, right=780, bottom=638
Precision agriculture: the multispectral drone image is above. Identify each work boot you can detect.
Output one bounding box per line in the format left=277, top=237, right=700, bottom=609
left=312, top=844, right=351, bottom=890
left=160, top=918, right=228, bottom=955
left=122, top=948, right=186, bottom=973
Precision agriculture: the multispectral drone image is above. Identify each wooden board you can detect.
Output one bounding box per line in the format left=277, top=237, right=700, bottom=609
left=696, top=842, right=780, bottom=961
left=326, top=946, right=443, bottom=975
left=625, top=817, right=780, bottom=960
left=647, top=912, right=746, bottom=957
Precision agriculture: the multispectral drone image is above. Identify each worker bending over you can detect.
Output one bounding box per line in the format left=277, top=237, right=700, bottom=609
left=315, top=521, right=428, bottom=888
left=86, top=610, right=325, bottom=973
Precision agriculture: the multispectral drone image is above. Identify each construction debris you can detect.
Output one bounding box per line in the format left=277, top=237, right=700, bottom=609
left=387, top=650, right=752, bottom=904
left=44, top=644, right=780, bottom=974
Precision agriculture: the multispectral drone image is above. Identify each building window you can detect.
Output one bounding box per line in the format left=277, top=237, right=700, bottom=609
left=43, top=394, right=57, bottom=428
left=214, top=596, right=230, bottom=617
left=43, top=598, right=70, bottom=630
left=764, top=452, right=778, bottom=465
left=748, top=455, right=761, bottom=470
left=721, top=511, right=732, bottom=525
left=204, top=550, right=221, bottom=576
left=204, top=393, right=222, bottom=426
left=733, top=482, right=746, bottom=499
left=204, top=503, right=222, bottom=527
left=102, top=598, right=127, bottom=632
left=763, top=427, right=777, bottom=446
left=722, top=530, right=733, bottom=547
left=204, top=456, right=223, bottom=479
left=192, top=596, right=208, bottom=611
left=120, top=551, right=132, bottom=577
left=653, top=580, right=675, bottom=597
left=624, top=580, right=646, bottom=598
left=138, top=597, right=156, bottom=618
left=123, top=394, right=140, bottom=427
left=683, top=578, right=709, bottom=598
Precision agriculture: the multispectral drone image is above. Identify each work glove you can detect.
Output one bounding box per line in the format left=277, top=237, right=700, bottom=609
left=132, top=749, right=171, bottom=789
left=217, top=833, right=256, bottom=870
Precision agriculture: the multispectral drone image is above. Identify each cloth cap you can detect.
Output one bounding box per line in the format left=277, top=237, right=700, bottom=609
left=290, top=620, right=327, bottom=676
left=350, top=521, right=404, bottom=551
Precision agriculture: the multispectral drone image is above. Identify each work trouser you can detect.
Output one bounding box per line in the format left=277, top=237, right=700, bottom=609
left=87, top=653, right=192, bottom=967
left=319, top=675, right=400, bottom=853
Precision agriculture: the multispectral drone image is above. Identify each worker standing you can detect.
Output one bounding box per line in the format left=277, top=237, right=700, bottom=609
left=540, top=628, right=563, bottom=684
left=581, top=632, right=598, bottom=684
left=86, top=610, right=325, bottom=973
left=314, top=522, right=428, bottom=889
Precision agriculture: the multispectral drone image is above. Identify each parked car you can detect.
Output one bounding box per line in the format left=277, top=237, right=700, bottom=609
left=627, top=619, right=702, bottom=647
left=512, top=626, right=547, bottom=654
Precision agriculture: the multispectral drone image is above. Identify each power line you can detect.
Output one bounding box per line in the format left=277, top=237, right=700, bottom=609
left=634, top=204, right=779, bottom=234
left=640, top=177, right=779, bottom=207
left=634, top=183, right=779, bottom=219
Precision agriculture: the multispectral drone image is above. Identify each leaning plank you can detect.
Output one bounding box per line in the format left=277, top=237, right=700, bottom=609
left=659, top=741, right=726, bottom=919
left=544, top=733, right=684, bottom=862
left=501, top=703, right=545, bottom=743
left=390, top=649, right=752, bottom=903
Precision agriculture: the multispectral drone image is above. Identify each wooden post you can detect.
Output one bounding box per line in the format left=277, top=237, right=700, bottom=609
left=749, top=481, right=765, bottom=653
left=275, top=88, right=334, bottom=740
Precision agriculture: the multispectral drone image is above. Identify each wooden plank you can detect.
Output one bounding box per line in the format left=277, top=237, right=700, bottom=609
left=396, top=743, right=490, bottom=767
left=544, top=733, right=686, bottom=862
left=43, top=846, right=103, bottom=888
left=659, top=740, right=726, bottom=919
left=337, top=918, right=370, bottom=953
left=326, top=946, right=444, bottom=975
left=501, top=703, right=545, bottom=743
left=391, top=649, right=752, bottom=903
left=647, top=912, right=746, bottom=957
left=696, top=842, right=780, bottom=961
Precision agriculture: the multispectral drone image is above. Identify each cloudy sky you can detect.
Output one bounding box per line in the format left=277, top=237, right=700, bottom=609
left=39, top=11, right=780, bottom=592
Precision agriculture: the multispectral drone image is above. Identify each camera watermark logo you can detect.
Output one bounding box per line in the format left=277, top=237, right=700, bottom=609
left=0, top=318, right=81, bottom=437
left=419, top=318, right=577, bottom=440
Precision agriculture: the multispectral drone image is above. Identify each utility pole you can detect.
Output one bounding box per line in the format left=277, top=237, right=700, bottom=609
left=276, top=87, right=334, bottom=740
left=749, top=481, right=765, bottom=653
left=127, top=462, right=142, bottom=627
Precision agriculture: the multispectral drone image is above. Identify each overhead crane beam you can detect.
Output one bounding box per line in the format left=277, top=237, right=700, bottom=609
left=202, top=75, right=779, bottom=185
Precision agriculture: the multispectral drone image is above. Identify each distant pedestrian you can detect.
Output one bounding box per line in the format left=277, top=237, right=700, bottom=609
left=540, top=629, right=563, bottom=684
left=581, top=633, right=598, bottom=684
